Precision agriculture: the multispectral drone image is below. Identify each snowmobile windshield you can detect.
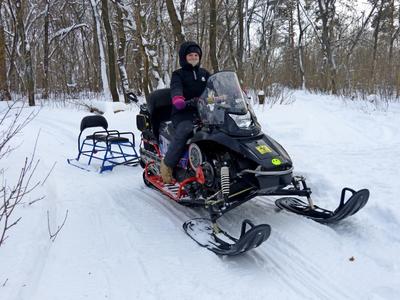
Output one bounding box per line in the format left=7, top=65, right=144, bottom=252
left=198, top=71, right=248, bottom=125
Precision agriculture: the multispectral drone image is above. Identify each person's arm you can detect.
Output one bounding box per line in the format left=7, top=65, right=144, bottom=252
left=170, top=71, right=185, bottom=110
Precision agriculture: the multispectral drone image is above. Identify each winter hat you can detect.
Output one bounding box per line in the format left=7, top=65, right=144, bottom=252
left=185, top=45, right=201, bottom=56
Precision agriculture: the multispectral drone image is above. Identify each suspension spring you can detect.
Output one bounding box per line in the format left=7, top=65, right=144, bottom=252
left=221, top=166, right=230, bottom=196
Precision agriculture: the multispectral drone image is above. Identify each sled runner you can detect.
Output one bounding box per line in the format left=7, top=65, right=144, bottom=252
left=68, top=115, right=139, bottom=173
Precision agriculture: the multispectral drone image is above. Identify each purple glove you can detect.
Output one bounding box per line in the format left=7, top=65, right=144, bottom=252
left=172, top=96, right=186, bottom=110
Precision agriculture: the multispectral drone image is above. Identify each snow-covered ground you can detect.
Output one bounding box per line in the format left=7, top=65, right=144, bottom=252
left=1, top=91, right=399, bottom=300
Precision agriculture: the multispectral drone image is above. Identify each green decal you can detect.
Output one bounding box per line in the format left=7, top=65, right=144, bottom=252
left=272, top=158, right=282, bottom=166
left=256, top=145, right=272, bottom=154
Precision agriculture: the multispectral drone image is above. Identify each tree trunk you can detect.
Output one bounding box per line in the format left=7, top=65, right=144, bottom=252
left=388, top=0, right=395, bottom=89
left=179, top=0, right=186, bottom=22
left=224, top=0, right=238, bottom=72
left=209, top=0, right=219, bottom=73
left=0, top=1, right=11, bottom=101
left=80, top=28, right=91, bottom=90
left=296, top=0, right=305, bottom=90
left=166, top=0, right=185, bottom=46
left=134, top=0, right=150, bottom=96
left=115, top=1, right=130, bottom=103
left=344, top=2, right=377, bottom=92
left=199, top=3, right=206, bottom=49
left=245, top=0, right=251, bottom=57
left=195, top=0, right=200, bottom=42
left=371, top=0, right=384, bottom=87
left=237, top=0, right=244, bottom=82
left=16, top=0, right=35, bottom=106
left=101, top=0, right=119, bottom=102
left=90, top=0, right=110, bottom=96
left=90, top=1, right=101, bottom=92
left=318, top=0, right=337, bottom=94
left=388, top=0, right=395, bottom=63
left=288, top=0, right=296, bottom=87
left=7, top=23, right=18, bottom=92
left=25, top=47, right=34, bottom=106
left=43, top=0, right=50, bottom=99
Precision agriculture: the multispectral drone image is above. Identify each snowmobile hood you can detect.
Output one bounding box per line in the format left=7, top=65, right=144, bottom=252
left=179, top=41, right=203, bottom=69
left=190, top=131, right=292, bottom=171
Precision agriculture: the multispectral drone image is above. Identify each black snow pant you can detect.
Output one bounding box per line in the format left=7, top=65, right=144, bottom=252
left=163, top=110, right=196, bottom=168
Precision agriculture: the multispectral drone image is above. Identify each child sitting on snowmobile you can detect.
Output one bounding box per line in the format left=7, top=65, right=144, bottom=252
left=160, top=41, right=211, bottom=184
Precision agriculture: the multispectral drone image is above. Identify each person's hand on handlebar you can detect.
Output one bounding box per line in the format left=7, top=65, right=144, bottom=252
left=185, top=98, right=199, bottom=108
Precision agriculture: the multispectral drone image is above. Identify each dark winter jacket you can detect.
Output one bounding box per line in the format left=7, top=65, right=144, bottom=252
left=170, top=41, right=211, bottom=119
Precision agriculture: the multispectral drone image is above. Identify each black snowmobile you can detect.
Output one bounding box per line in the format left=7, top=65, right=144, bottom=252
left=136, top=71, right=369, bottom=256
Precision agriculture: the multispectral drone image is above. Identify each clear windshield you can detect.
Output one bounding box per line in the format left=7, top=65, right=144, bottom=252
left=198, top=71, right=248, bottom=125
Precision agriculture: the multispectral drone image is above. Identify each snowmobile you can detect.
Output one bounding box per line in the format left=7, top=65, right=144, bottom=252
left=136, top=71, right=369, bottom=256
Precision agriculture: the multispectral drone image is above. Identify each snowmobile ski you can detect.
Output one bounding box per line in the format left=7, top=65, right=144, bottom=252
left=275, top=188, right=369, bottom=224
left=183, top=218, right=271, bottom=256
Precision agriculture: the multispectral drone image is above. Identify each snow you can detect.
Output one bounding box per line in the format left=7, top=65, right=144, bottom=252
left=51, top=23, right=88, bottom=40
left=1, top=91, right=400, bottom=299
left=147, top=50, right=156, bottom=56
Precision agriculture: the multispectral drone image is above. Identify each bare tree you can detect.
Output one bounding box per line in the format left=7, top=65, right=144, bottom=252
left=371, top=0, right=385, bottom=87
left=16, top=0, right=35, bottom=105
left=0, top=0, right=399, bottom=101
left=317, top=0, right=338, bottom=94
left=166, top=0, right=185, bottom=46
left=101, top=0, right=119, bottom=102
left=297, top=0, right=307, bottom=89
left=343, top=2, right=378, bottom=92
left=90, top=0, right=110, bottom=95
left=209, top=0, right=219, bottom=73
left=237, top=0, right=244, bottom=81
left=134, top=0, right=150, bottom=96
left=115, top=0, right=130, bottom=103
left=0, top=0, right=11, bottom=101
left=42, top=0, right=50, bottom=99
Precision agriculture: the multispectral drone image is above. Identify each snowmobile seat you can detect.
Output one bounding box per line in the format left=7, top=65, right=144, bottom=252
left=67, top=115, right=139, bottom=172
left=146, top=88, right=172, bottom=139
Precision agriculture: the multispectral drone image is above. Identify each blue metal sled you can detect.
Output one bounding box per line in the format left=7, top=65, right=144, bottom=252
left=67, top=115, right=139, bottom=173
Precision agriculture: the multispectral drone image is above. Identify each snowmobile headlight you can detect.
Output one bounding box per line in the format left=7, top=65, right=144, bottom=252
left=229, top=112, right=252, bottom=128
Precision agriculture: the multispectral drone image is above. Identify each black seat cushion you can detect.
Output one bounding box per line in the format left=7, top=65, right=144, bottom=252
left=146, top=88, right=172, bottom=138
left=81, top=115, right=108, bottom=131
left=86, top=134, right=129, bottom=143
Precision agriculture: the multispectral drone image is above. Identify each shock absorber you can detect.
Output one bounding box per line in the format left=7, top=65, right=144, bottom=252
left=220, top=166, right=230, bottom=198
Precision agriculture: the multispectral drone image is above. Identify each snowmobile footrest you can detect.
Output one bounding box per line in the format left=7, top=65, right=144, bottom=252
left=275, top=188, right=369, bottom=224
left=183, top=218, right=271, bottom=256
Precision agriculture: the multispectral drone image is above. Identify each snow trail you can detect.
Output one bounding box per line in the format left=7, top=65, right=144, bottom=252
left=1, top=92, right=399, bottom=299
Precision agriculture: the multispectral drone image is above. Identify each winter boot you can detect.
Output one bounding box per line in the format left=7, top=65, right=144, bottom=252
left=160, top=160, right=173, bottom=184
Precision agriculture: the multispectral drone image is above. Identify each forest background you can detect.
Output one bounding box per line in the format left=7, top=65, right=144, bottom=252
left=0, top=0, right=399, bottom=105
